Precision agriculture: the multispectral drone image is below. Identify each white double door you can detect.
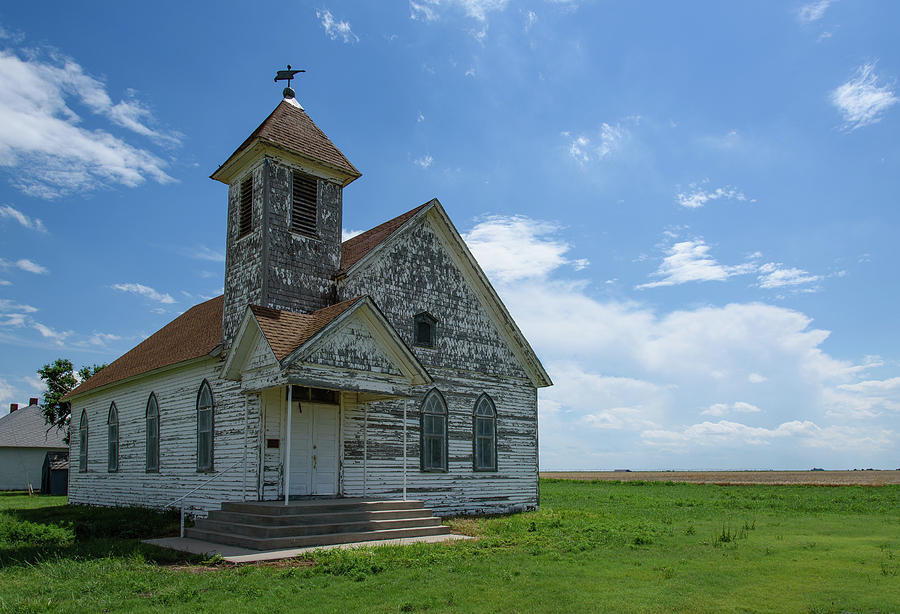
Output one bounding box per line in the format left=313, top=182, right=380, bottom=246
left=288, top=402, right=339, bottom=496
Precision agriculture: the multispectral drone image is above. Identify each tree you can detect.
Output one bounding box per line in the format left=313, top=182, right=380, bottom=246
left=38, top=359, right=106, bottom=435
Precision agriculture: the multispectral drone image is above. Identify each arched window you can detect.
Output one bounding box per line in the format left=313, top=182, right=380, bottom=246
left=473, top=394, right=497, bottom=472
left=146, top=393, right=160, bottom=472
left=420, top=389, right=447, bottom=472
left=78, top=410, right=88, bottom=472
left=413, top=312, right=437, bottom=348
left=197, top=380, right=214, bottom=472
left=107, top=402, right=119, bottom=472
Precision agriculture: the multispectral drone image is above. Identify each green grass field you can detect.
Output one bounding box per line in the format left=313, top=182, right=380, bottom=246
left=1, top=480, right=898, bottom=613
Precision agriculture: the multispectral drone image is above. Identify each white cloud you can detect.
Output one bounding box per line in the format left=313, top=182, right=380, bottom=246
left=413, top=154, right=434, bottom=169
left=316, top=9, right=359, bottom=43
left=464, top=214, right=898, bottom=469
left=86, top=332, right=122, bottom=346
left=563, top=121, right=628, bottom=164
left=410, top=0, right=509, bottom=22
left=31, top=321, right=72, bottom=345
left=642, top=420, right=892, bottom=453
left=342, top=228, right=364, bottom=241
left=757, top=263, right=821, bottom=289
left=112, top=283, right=175, bottom=304
left=798, top=0, right=834, bottom=24
left=0, top=258, right=48, bottom=274
left=0, top=45, right=175, bottom=198
left=0, top=299, right=37, bottom=314
left=636, top=239, right=755, bottom=289
left=637, top=236, right=820, bottom=292
left=0, top=204, right=46, bottom=232
left=464, top=215, right=587, bottom=283
left=182, top=245, right=225, bottom=263
left=676, top=181, right=752, bottom=208
left=830, top=63, right=898, bottom=131
left=701, top=401, right=762, bottom=417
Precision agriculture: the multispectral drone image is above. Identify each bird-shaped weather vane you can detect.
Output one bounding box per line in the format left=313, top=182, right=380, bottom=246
left=275, top=65, right=305, bottom=99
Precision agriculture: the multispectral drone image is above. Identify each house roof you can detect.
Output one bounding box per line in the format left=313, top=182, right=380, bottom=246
left=340, top=201, right=432, bottom=271
left=64, top=296, right=224, bottom=400
left=212, top=100, right=360, bottom=183
left=0, top=404, right=67, bottom=449
left=251, top=296, right=363, bottom=361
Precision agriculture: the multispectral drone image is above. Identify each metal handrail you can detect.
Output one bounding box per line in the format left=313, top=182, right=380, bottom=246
left=166, top=460, right=242, bottom=538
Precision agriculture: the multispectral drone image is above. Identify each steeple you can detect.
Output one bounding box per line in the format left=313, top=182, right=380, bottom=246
left=214, top=78, right=361, bottom=349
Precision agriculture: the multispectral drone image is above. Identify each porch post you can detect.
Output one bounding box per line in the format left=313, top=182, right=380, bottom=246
left=242, top=393, right=249, bottom=501
left=402, top=398, right=408, bottom=501
left=363, top=402, right=368, bottom=497
left=284, top=385, right=293, bottom=505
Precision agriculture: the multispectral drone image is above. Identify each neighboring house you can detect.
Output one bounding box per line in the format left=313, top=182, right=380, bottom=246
left=0, top=400, right=68, bottom=491
left=64, top=90, right=551, bottom=517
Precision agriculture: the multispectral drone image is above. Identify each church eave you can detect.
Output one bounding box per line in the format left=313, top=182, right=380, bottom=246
left=211, top=139, right=361, bottom=187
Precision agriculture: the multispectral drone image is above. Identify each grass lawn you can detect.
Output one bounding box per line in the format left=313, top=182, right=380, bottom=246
left=0, top=480, right=898, bottom=613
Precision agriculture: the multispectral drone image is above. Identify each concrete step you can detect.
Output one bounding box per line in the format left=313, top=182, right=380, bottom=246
left=220, top=499, right=425, bottom=516
left=194, top=516, right=443, bottom=539
left=184, top=524, right=452, bottom=550
left=207, top=507, right=435, bottom=526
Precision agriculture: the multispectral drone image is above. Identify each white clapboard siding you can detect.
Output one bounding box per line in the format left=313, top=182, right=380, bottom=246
left=68, top=359, right=260, bottom=516
left=340, top=367, right=538, bottom=515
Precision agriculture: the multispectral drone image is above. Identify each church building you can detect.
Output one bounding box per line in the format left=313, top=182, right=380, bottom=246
left=64, top=84, right=551, bottom=530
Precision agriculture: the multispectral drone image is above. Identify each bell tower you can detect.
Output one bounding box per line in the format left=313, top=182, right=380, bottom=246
left=211, top=77, right=361, bottom=348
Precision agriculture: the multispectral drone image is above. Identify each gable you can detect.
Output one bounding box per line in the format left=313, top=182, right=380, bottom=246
left=297, top=310, right=403, bottom=376
left=223, top=297, right=431, bottom=387
left=246, top=329, right=277, bottom=372
left=338, top=204, right=551, bottom=387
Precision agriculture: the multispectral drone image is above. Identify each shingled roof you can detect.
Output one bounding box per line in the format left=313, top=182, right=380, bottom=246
left=65, top=296, right=224, bottom=400
left=214, top=100, right=360, bottom=182
left=0, top=403, right=67, bottom=448
left=251, top=296, right=363, bottom=361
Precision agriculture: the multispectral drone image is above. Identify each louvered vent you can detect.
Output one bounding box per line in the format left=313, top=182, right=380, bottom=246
left=238, top=176, right=253, bottom=238
left=291, top=171, right=318, bottom=237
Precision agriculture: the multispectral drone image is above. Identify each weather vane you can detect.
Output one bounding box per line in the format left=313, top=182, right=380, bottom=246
left=275, top=65, right=305, bottom=99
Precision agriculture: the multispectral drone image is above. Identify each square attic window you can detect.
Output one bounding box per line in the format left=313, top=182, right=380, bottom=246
left=414, top=312, right=437, bottom=348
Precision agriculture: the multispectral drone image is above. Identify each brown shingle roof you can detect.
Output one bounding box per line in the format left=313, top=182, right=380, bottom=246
left=217, top=100, right=360, bottom=181
left=65, top=296, right=224, bottom=400
left=340, top=201, right=432, bottom=271
left=251, top=297, right=363, bottom=361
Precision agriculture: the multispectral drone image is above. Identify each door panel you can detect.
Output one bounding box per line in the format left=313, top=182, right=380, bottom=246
left=288, top=402, right=339, bottom=496
left=312, top=405, right=339, bottom=495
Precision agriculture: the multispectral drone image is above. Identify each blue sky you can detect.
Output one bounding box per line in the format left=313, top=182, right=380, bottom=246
left=0, top=1, right=897, bottom=470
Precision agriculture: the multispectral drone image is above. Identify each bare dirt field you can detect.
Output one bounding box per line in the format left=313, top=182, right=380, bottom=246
left=540, top=470, right=900, bottom=486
